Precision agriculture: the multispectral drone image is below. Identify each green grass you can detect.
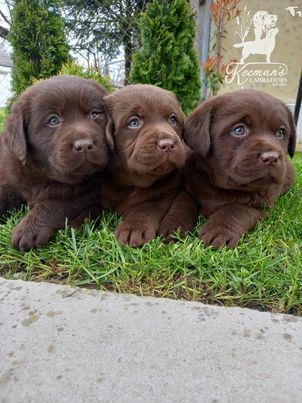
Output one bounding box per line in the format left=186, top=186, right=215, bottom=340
left=0, top=108, right=8, bottom=132
left=1, top=155, right=302, bottom=315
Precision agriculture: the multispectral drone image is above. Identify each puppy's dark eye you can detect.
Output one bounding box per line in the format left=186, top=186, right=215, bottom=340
left=276, top=127, right=286, bottom=139
left=47, top=115, right=60, bottom=127
left=127, top=116, right=141, bottom=129
left=90, top=111, right=101, bottom=120
left=231, top=124, right=246, bottom=137
left=168, top=114, right=178, bottom=126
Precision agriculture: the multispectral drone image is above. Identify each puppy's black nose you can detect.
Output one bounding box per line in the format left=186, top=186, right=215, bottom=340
left=73, top=139, right=94, bottom=152
left=157, top=138, right=175, bottom=152
left=259, top=151, right=280, bottom=165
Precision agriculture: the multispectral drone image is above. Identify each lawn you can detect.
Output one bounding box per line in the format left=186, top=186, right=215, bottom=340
left=1, top=154, right=302, bottom=315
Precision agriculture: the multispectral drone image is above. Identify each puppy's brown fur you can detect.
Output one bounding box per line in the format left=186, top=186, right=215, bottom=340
left=102, top=84, right=189, bottom=246
left=160, top=89, right=296, bottom=248
left=0, top=75, right=109, bottom=250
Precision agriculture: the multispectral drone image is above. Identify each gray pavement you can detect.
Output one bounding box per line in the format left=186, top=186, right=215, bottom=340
left=0, top=277, right=302, bottom=403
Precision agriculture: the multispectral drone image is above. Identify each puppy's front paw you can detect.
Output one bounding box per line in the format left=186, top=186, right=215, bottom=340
left=115, top=221, right=157, bottom=247
left=159, top=220, right=188, bottom=243
left=12, top=219, right=55, bottom=251
left=199, top=223, right=241, bottom=249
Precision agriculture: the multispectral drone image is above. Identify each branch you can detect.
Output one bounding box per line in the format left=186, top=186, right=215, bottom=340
left=0, top=10, right=10, bottom=25
left=0, top=25, right=9, bottom=39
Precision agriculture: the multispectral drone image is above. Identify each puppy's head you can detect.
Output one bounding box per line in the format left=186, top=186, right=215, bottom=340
left=4, top=75, right=109, bottom=183
left=185, top=89, right=296, bottom=191
left=253, top=11, right=269, bottom=27
left=104, top=84, right=188, bottom=176
left=264, top=13, right=277, bottom=29
left=253, top=11, right=277, bottom=29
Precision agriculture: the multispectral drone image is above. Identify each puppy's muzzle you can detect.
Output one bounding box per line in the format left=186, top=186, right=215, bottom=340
left=157, top=138, right=176, bottom=152
left=73, top=139, right=95, bottom=153
left=259, top=151, right=280, bottom=166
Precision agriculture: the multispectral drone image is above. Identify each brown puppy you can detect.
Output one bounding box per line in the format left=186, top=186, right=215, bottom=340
left=160, top=89, right=296, bottom=248
left=102, top=84, right=188, bottom=246
left=0, top=75, right=109, bottom=250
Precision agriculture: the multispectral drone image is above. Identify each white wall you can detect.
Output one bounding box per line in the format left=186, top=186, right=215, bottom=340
left=0, top=66, right=12, bottom=107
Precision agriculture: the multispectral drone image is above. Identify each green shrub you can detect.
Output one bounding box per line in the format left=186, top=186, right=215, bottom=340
left=9, top=0, right=70, bottom=99
left=0, top=108, right=8, bottom=133
left=129, top=0, right=201, bottom=115
left=59, top=61, right=113, bottom=92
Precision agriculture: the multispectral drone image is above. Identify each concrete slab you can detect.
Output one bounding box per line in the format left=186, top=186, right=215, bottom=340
left=0, top=278, right=302, bottom=403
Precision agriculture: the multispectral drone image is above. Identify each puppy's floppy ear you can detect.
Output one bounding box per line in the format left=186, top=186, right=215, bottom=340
left=286, top=108, right=296, bottom=158
left=3, top=100, right=27, bottom=164
left=103, top=93, right=117, bottom=152
left=105, top=116, right=115, bottom=152
left=184, top=100, right=213, bottom=157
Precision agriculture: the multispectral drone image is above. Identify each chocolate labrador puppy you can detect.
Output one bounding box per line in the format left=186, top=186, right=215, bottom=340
left=160, top=89, right=296, bottom=248
left=0, top=75, right=109, bottom=250
left=102, top=84, right=189, bottom=246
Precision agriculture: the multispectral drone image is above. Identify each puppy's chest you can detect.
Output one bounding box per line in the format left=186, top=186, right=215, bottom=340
left=204, top=189, right=280, bottom=216
left=187, top=175, right=281, bottom=217
left=101, top=180, right=173, bottom=215
left=24, top=181, right=96, bottom=204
